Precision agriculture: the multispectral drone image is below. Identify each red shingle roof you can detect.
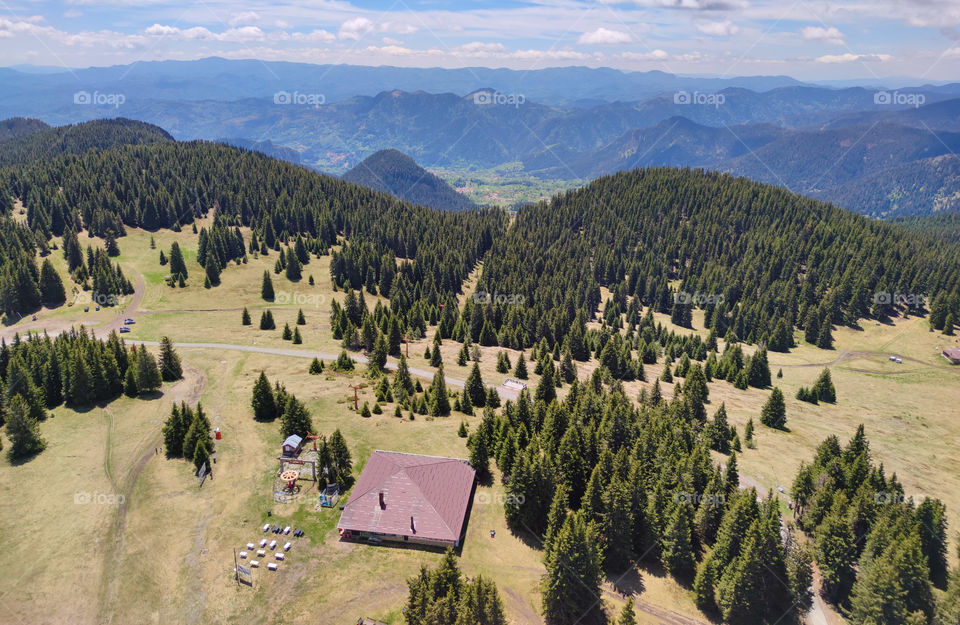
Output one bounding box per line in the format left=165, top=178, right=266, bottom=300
left=337, top=451, right=476, bottom=544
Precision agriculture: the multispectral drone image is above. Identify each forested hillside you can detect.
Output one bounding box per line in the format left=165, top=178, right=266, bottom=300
left=894, top=209, right=960, bottom=243
left=0, top=118, right=173, bottom=169
left=343, top=149, right=476, bottom=211
left=0, top=140, right=505, bottom=319
left=475, top=168, right=960, bottom=351
left=0, top=117, right=48, bottom=142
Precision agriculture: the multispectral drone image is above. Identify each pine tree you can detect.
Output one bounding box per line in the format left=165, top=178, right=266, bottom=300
left=292, top=327, right=302, bottom=344
left=392, top=354, right=415, bottom=399
left=309, top=357, right=324, bottom=374
left=760, top=388, right=787, bottom=429
left=261, top=271, right=274, bottom=301
left=465, top=363, right=486, bottom=408
left=617, top=598, right=637, bottom=625
left=535, top=363, right=556, bottom=404
left=192, top=438, right=211, bottom=472
left=368, top=333, right=388, bottom=373
left=241, top=307, right=251, bottom=325
left=328, top=429, right=352, bottom=486
left=204, top=253, right=220, bottom=287
left=38, top=259, right=66, bottom=306
left=5, top=394, right=46, bottom=459
left=282, top=323, right=292, bottom=340
left=468, top=428, right=491, bottom=484
left=162, top=403, right=187, bottom=458
left=661, top=502, right=696, bottom=582
left=280, top=395, right=313, bottom=439
left=259, top=310, right=275, bottom=330
left=296, top=309, right=306, bottom=325
left=542, top=512, right=603, bottom=625
left=285, top=247, right=301, bottom=281
left=123, top=365, right=138, bottom=397
left=158, top=336, right=182, bottom=381
left=514, top=353, right=528, bottom=379
left=135, top=347, right=162, bottom=393
left=168, top=242, right=187, bottom=279
left=813, top=368, right=837, bottom=403
left=428, top=366, right=451, bottom=416
left=251, top=372, right=276, bottom=421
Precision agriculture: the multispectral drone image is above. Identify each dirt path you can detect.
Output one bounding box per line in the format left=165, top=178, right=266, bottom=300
left=96, top=361, right=207, bottom=625
left=775, top=348, right=956, bottom=373
left=503, top=588, right=541, bottom=625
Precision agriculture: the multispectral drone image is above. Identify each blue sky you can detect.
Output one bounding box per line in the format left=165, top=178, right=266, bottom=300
left=1, top=0, right=958, bottom=79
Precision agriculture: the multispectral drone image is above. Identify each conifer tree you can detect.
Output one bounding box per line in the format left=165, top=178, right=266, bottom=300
left=428, top=366, right=451, bottom=416
left=760, top=387, right=787, bottom=429
left=158, top=336, right=182, bottom=381
left=251, top=372, right=276, bottom=421
left=542, top=512, right=603, bottom=625
left=261, top=271, right=274, bottom=301
left=5, top=394, right=46, bottom=459
left=168, top=242, right=187, bottom=279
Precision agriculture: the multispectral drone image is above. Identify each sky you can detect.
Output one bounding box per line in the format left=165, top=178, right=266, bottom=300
left=0, top=0, right=959, bottom=80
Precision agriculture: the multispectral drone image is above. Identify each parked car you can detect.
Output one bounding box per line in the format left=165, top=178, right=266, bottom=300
left=124, top=318, right=135, bottom=324
left=119, top=327, right=131, bottom=333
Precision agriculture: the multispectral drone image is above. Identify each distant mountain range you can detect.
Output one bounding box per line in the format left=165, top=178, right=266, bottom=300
left=2, top=58, right=960, bottom=217
left=343, top=149, right=475, bottom=212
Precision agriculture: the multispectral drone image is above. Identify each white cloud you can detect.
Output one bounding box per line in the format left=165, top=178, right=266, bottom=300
left=619, top=49, right=669, bottom=60
left=578, top=27, right=633, bottom=45
left=696, top=20, right=738, bottom=36
left=228, top=12, right=259, bottom=27
left=289, top=29, right=336, bottom=43
left=382, top=37, right=402, bottom=45
left=339, top=17, right=374, bottom=41
left=816, top=52, right=891, bottom=63
left=63, top=10, right=83, bottom=18
left=455, top=41, right=507, bottom=56
left=614, top=0, right=749, bottom=10
left=801, top=26, right=845, bottom=45
left=144, top=24, right=264, bottom=43
left=510, top=48, right=596, bottom=60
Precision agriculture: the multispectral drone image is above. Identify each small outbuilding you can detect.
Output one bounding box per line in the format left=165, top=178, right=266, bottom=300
left=281, top=435, right=303, bottom=457
left=943, top=348, right=960, bottom=365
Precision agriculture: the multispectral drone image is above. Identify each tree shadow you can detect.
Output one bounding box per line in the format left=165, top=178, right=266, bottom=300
left=608, top=566, right=646, bottom=597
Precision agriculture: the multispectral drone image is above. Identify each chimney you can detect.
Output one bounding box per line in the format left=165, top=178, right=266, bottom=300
left=379, top=491, right=385, bottom=509
left=410, top=516, right=415, bottom=533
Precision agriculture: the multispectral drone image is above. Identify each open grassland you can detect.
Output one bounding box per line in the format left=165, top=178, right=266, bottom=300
left=2, top=227, right=960, bottom=624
